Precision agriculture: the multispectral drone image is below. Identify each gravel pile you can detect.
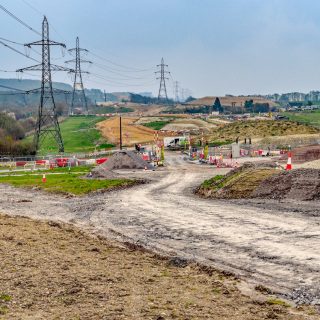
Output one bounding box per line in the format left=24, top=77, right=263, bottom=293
left=91, top=150, right=153, bottom=178
left=286, top=287, right=320, bottom=306
left=253, top=168, right=320, bottom=201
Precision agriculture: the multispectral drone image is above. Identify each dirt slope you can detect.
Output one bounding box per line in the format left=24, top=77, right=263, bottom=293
left=198, top=164, right=320, bottom=202
left=253, top=168, right=320, bottom=201
left=97, top=117, right=168, bottom=146
left=197, top=163, right=278, bottom=199
left=162, top=118, right=216, bottom=132
left=209, top=120, right=319, bottom=141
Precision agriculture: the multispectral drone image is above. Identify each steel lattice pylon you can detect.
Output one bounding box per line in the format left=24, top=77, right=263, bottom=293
left=66, top=37, right=91, bottom=115
left=174, top=80, right=179, bottom=103
left=155, top=57, right=170, bottom=104
left=17, top=16, right=72, bottom=153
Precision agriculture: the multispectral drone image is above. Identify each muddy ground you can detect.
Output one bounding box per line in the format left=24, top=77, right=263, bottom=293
left=0, top=214, right=318, bottom=319
left=0, top=152, right=319, bottom=310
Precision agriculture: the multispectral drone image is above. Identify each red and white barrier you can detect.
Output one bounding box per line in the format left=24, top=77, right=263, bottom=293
left=96, top=157, right=108, bottom=165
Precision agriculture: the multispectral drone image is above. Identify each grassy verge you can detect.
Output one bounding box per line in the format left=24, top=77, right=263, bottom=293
left=0, top=173, right=133, bottom=195
left=199, top=168, right=278, bottom=199
left=25, top=116, right=114, bottom=154
left=0, top=165, right=93, bottom=176
left=201, top=175, right=225, bottom=190
left=284, top=111, right=320, bottom=128
left=208, top=140, right=233, bottom=147
left=142, top=120, right=172, bottom=130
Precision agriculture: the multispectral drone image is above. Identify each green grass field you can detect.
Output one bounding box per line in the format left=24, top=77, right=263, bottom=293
left=91, top=106, right=134, bottom=114
left=142, top=120, right=171, bottom=130
left=0, top=165, right=93, bottom=176
left=284, top=110, right=320, bottom=128
left=26, top=116, right=114, bottom=154
left=0, top=173, right=133, bottom=195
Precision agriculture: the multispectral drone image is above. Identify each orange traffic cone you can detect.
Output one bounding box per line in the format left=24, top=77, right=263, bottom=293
left=42, top=173, right=47, bottom=183
left=286, top=152, right=292, bottom=170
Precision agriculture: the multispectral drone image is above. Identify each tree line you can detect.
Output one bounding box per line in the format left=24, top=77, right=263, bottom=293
left=0, top=112, right=35, bottom=156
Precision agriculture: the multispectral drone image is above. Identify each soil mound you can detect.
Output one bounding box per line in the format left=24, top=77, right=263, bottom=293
left=281, top=145, right=320, bottom=163
left=294, top=145, right=320, bottom=162
left=253, top=168, right=320, bottom=201
left=197, top=161, right=279, bottom=199
left=198, top=161, right=320, bottom=201
left=91, top=150, right=153, bottom=178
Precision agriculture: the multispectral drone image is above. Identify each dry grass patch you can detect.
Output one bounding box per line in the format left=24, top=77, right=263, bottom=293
left=208, top=120, right=319, bottom=142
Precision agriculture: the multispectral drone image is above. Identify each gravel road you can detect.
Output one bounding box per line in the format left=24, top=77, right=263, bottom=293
left=0, top=151, right=319, bottom=305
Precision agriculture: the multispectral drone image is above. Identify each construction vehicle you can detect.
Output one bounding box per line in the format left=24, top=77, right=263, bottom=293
left=164, top=136, right=189, bottom=150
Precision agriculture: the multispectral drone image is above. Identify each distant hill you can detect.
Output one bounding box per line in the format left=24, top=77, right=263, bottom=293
left=0, top=78, right=72, bottom=91
left=0, top=78, right=134, bottom=108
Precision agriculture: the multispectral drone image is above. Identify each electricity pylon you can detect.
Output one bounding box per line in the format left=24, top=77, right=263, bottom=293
left=17, top=16, right=71, bottom=153
left=66, top=37, right=91, bottom=115
left=174, top=81, right=179, bottom=103
left=155, top=57, right=170, bottom=104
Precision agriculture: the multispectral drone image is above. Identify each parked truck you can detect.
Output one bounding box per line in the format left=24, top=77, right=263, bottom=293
left=164, top=136, right=189, bottom=150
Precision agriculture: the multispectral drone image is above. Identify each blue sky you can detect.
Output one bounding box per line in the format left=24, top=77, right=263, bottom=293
left=1, top=0, right=320, bottom=97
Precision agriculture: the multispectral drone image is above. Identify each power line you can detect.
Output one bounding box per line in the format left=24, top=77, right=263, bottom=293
left=89, top=51, right=154, bottom=72
left=20, top=0, right=67, bottom=43
left=91, top=61, right=154, bottom=80
left=0, top=4, right=41, bottom=36
left=21, top=0, right=43, bottom=17
left=90, top=65, right=154, bottom=81
left=89, top=72, right=157, bottom=87
left=0, top=84, right=25, bottom=91
left=0, top=84, right=27, bottom=95
left=0, top=40, right=40, bottom=62
left=91, top=59, right=154, bottom=75
left=0, top=37, right=24, bottom=45
left=0, top=36, right=41, bottom=56
left=88, top=76, right=157, bottom=88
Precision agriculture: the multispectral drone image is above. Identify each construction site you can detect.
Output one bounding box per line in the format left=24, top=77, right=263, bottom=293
left=1, top=110, right=320, bottom=319
left=1, top=1, right=320, bottom=320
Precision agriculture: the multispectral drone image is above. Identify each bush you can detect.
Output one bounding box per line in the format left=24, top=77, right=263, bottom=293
left=0, top=113, right=25, bottom=139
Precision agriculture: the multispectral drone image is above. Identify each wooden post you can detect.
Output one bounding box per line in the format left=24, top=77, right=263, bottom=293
left=119, top=116, right=122, bottom=150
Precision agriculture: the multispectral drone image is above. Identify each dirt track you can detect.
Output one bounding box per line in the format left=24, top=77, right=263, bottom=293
left=97, top=116, right=168, bottom=146
left=0, top=152, right=319, bottom=305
